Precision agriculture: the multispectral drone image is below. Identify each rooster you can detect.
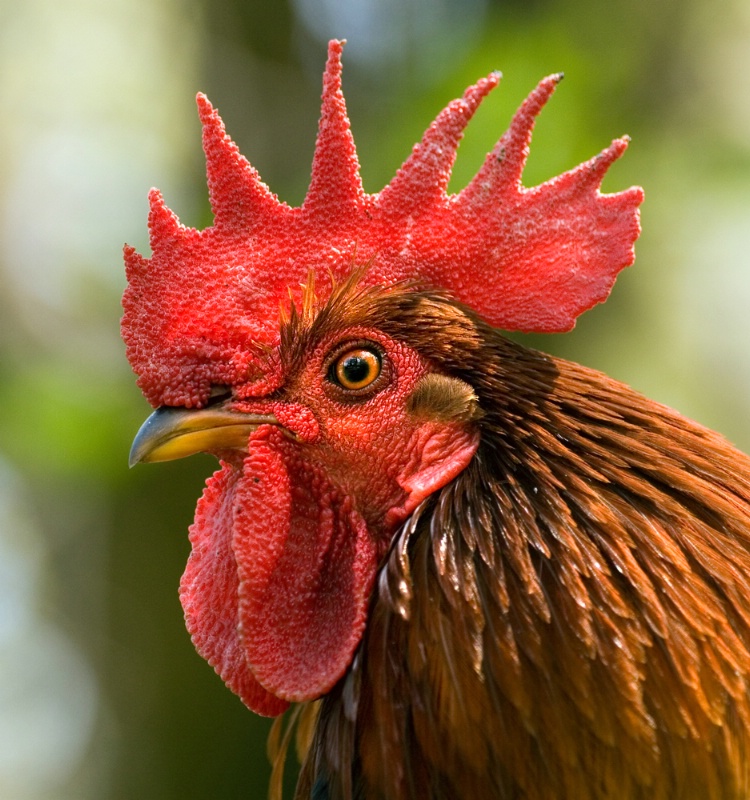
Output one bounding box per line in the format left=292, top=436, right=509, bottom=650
left=124, top=40, right=750, bottom=799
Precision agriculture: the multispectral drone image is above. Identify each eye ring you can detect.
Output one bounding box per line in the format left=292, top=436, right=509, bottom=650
left=330, top=347, right=382, bottom=390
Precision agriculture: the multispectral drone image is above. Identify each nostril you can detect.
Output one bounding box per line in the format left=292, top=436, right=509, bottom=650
left=207, top=385, right=232, bottom=405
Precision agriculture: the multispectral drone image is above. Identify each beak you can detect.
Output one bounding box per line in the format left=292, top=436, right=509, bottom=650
left=129, top=404, right=279, bottom=467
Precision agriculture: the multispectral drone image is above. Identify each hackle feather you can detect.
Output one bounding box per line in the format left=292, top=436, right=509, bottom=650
left=289, top=285, right=750, bottom=799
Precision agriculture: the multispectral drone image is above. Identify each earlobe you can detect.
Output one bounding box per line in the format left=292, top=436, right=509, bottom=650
left=390, top=424, right=480, bottom=527
left=406, top=373, right=481, bottom=423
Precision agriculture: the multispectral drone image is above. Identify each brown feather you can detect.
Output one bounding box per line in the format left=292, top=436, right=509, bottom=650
left=283, top=283, right=750, bottom=799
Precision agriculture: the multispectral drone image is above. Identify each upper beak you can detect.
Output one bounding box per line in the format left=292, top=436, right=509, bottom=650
left=129, top=404, right=279, bottom=467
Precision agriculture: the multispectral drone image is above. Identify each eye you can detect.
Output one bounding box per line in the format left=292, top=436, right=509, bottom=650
left=329, top=347, right=382, bottom=391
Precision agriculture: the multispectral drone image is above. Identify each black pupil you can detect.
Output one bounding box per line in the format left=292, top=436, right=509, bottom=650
left=342, top=355, right=371, bottom=384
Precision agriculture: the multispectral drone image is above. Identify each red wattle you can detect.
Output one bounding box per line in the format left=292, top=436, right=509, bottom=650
left=233, top=426, right=378, bottom=702
left=179, top=464, right=289, bottom=716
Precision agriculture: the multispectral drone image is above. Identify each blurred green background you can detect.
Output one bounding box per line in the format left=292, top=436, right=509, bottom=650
left=0, top=0, right=748, bottom=797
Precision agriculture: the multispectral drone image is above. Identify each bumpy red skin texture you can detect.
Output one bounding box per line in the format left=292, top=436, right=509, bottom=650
left=233, top=428, right=375, bottom=703
left=121, top=40, right=643, bottom=411
left=178, top=330, right=478, bottom=712
left=180, top=464, right=289, bottom=716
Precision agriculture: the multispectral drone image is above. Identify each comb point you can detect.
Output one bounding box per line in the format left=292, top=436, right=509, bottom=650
left=303, top=39, right=363, bottom=218
left=378, top=72, right=501, bottom=213
left=198, top=91, right=279, bottom=229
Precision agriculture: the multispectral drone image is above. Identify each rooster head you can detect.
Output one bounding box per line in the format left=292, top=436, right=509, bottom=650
left=123, top=40, right=643, bottom=715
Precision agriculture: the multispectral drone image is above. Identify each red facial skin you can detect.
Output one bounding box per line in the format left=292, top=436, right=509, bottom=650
left=179, top=326, right=479, bottom=713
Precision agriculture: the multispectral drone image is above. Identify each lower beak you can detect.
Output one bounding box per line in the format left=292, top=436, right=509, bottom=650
left=129, top=405, right=279, bottom=467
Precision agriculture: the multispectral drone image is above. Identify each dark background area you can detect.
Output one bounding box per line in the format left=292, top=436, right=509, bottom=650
left=0, top=0, right=748, bottom=797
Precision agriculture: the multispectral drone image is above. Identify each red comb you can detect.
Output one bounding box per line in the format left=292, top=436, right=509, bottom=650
left=123, top=40, right=643, bottom=408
